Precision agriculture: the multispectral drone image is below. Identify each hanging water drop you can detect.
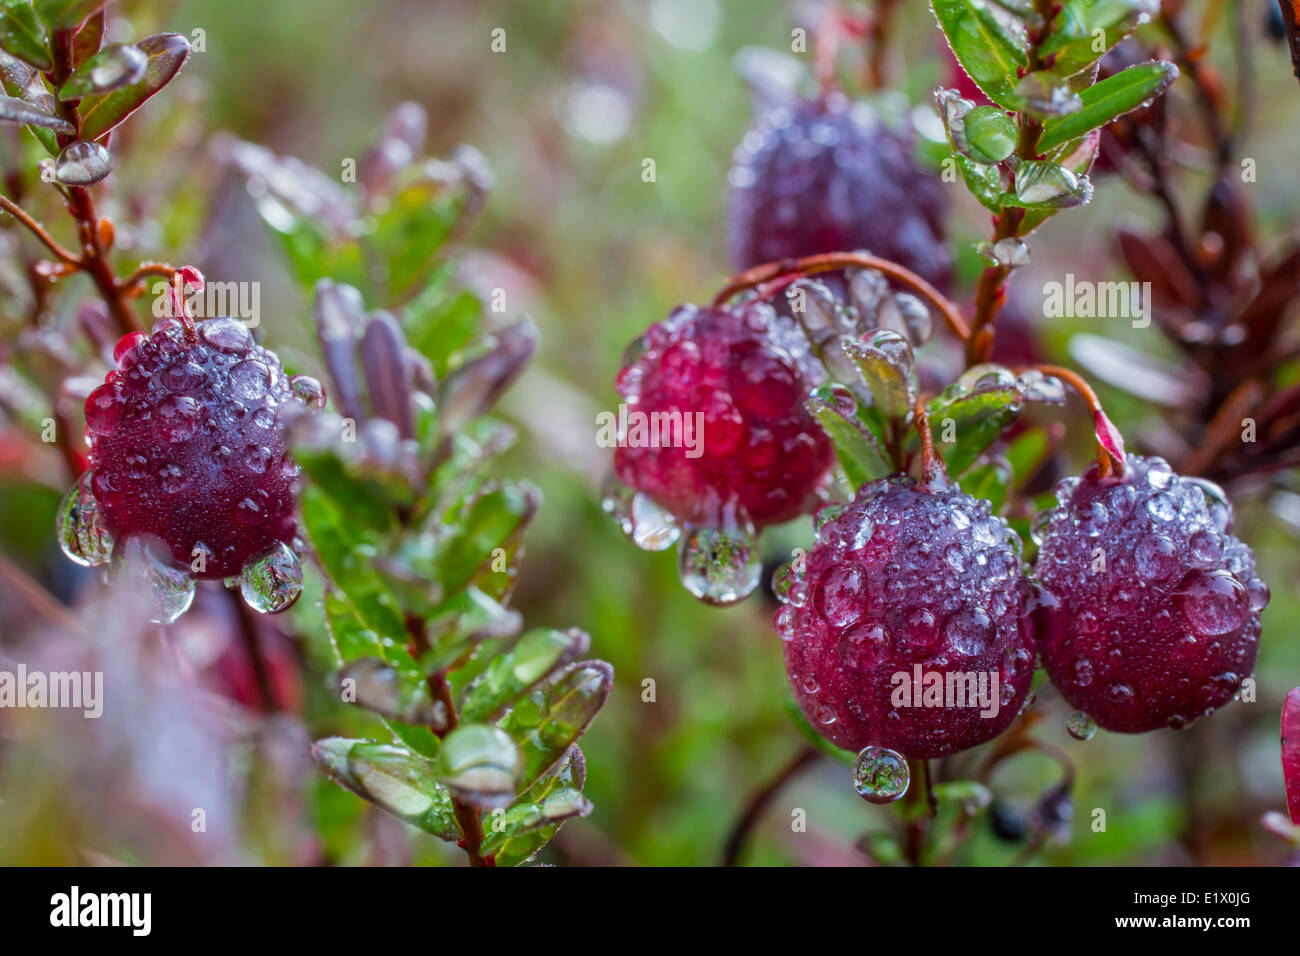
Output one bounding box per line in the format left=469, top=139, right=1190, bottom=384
left=1066, top=710, right=1097, bottom=741
left=290, top=374, right=327, bottom=409
left=240, top=541, right=304, bottom=613
left=852, top=745, right=909, bottom=804
left=676, top=519, right=760, bottom=606
left=54, top=140, right=113, bottom=186
left=108, top=538, right=196, bottom=625
left=56, top=473, right=114, bottom=567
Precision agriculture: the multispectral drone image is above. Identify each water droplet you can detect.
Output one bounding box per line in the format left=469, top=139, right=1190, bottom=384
left=54, top=140, right=113, bottom=186
left=852, top=745, right=909, bottom=804
left=774, top=605, right=797, bottom=641
left=1106, top=683, right=1134, bottom=705
left=1018, top=370, right=1065, bottom=404
left=85, top=42, right=149, bottom=92
left=1029, top=508, right=1055, bottom=546
left=815, top=564, right=866, bottom=627
left=56, top=474, right=113, bottom=567
left=108, top=538, right=195, bottom=624
left=1173, top=569, right=1249, bottom=636
left=943, top=606, right=993, bottom=656
left=1073, top=657, right=1094, bottom=687
left=891, top=293, right=932, bottom=346
left=1134, top=533, right=1178, bottom=581
left=1188, top=477, right=1233, bottom=531
left=229, top=359, right=271, bottom=401
left=814, top=503, right=846, bottom=535
left=200, top=317, right=254, bottom=354
left=1145, top=492, right=1177, bottom=522
left=1013, top=159, right=1093, bottom=208
left=290, top=374, right=326, bottom=409
left=1066, top=711, right=1096, bottom=741
left=771, top=560, right=805, bottom=605
left=85, top=383, right=121, bottom=437
left=157, top=392, right=200, bottom=442
left=676, top=519, right=760, bottom=606
left=239, top=542, right=303, bottom=613
left=1247, top=577, right=1270, bottom=612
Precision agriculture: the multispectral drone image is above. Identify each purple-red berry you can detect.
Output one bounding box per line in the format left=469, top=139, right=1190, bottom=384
left=83, top=317, right=304, bottom=580
left=614, top=300, right=833, bottom=530
left=1035, top=455, right=1266, bottom=733
left=727, top=92, right=951, bottom=290
left=779, top=476, right=1037, bottom=760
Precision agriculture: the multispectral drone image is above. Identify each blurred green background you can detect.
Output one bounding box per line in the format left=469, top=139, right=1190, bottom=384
left=1, top=0, right=1297, bottom=865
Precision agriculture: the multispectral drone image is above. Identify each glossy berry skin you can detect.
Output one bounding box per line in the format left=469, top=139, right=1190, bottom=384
left=85, top=317, right=301, bottom=579
left=613, top=301, right=832, bottom=529
left=1035, top=455, right=1267, bottom=733
left=727, top=92, right=951, bottom=290
left=780, top=477, right=1037, bottom=760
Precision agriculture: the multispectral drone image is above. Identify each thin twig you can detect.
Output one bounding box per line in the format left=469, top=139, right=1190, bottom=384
left=0, top=194, right=81, bottom=265
left=721, top=745, right=819, bottom=866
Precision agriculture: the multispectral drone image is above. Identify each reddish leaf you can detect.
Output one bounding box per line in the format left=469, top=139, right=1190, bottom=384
left=77, top=33, right=190, bottom=142
left=1283, top=687, right=1300, bottom=824
left=1115, top=228, right=1199, bottom=311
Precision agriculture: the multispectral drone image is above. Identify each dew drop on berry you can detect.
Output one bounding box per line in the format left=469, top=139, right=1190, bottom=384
left=943, top=606, right=993, bottom=656
left=56, top=474, right=113, bottom=567
left=239, top=541, right=304, bottom=614
left=1073, top=657, right=1094, bottom=687
left=1146, top=492, right=1177, bottom=522
left=200, top=318, right=254, bottom=354
left=85, top=383, right=121, bottom=437
left=113, top=332, right=146, bottom=365
left=157, top=393, right=200, bottom=442
left=1187, top=528, right=1222, bottom=567
left=1173, top=569, right=1249, bottom=637
left=1107, top=683, right=1134, bottom=705
left=815, top=564, right=866, bottom=627
left=1247, top=577, right=1270, bottom=613
left=229, top=359, right=271, bottom=401
left=814, top=503, right=846, bottom=535
left=774, top=605, right=797, bottom=641
left=1066, top=711, right=1096, bottom=741
left=852, top=745, right=909, bottom=804
left=627, top=492, right=679, bottom=551
left=1134, top=533, right=1178, bottom=580
left=771, top=560, right=803, bottom=605
left=676, top=520, right=760, bottom=606
left=161, top=361, right=205, bottom=392
left=903, top=607, right=938, bottom=649
left=1028, top=509, right=1054, bottom=546
left=837, top=620, right=886, bottom=668
left=1188, top=477, right=1233, bottom=531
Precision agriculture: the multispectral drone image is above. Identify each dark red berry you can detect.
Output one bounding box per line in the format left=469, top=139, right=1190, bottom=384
left=779, top=476, right=1037, bottom=760
left=1035, top=455, right=1267, bottom=733
left=613, top=301, right=832, bottom=529
left=727, top=92, right=951, bottom=290
left=85, top=317, right=302, bottom=579
left=1283, top=687, right=1300, bottom=824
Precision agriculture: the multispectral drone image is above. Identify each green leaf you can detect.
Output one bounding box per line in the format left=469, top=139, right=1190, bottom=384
left=293, top=445, right=399, bottom=534
left=958, top=457, right=1012, bottom=512
left=959, top=105, right=1017, bottom=163
left=58, top=42, right=149, bottom=99
left=931, top=0, right=1030, bottom=110
left=483, top=745, right=588, bottom=866
left=929, top=382, right=1025, bottom=476
left=1040, top=0, right=1159, bottom=78
left=76, top=32, right=190, bottom=142
left=423, top=586, right=522, bottom=673
left=0, top=49, right=56, bottom=151
left=499, top=661, right=613, bottom=791
left=428, top=481, right=538, bottom=596
left=0, top=1, right=51, bottom=70
left=370, top=173, right=466, bottom=303
left=435, top=723, right=521, bottom=806
left=313, top=738, right=459, bottom=841
left=459, top=627, right=591, bottom=724
left=0, top=91, right=71, bottom=130
left=1038, top=60, right=1178, bottom=152
left=805, top=385, right=893, bottom=489
left=300, top=485, right=406, bottom=642
left=35, top=0, right=106, bottom=30
left=404, top=265, right=481, bottom=378
left=954, top=151, right=1005, bottom=211
left=842, top=331, right=917, bottom=420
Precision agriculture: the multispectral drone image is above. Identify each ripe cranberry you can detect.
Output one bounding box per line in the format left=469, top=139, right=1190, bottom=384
left=1035, top=455, right=1267, bottom=733
left=727, top=92, right=951, bottom=291
left=613, top=301, right=832, bottom=529
left=1283, top=687, right=1300, bottom=824
left=84, top=317, right=304, bottom=580
left=779, top=476, right=1037, bottom=760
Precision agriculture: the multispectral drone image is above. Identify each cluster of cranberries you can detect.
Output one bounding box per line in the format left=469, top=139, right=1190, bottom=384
left=774, top=454, right=1267, bottom=769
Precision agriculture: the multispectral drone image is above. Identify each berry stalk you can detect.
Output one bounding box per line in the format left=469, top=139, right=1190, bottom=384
left=1029, top=364, right=1126, bottom=479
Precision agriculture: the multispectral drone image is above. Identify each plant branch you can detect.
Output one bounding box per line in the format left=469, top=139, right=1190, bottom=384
left=0, top=194, right=81, bottom=265
left=713, top=251, right=970, bottom=344
left=721, top=745, right=819, bottom=866
left=1027, top=364, right=1125, bottom=478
